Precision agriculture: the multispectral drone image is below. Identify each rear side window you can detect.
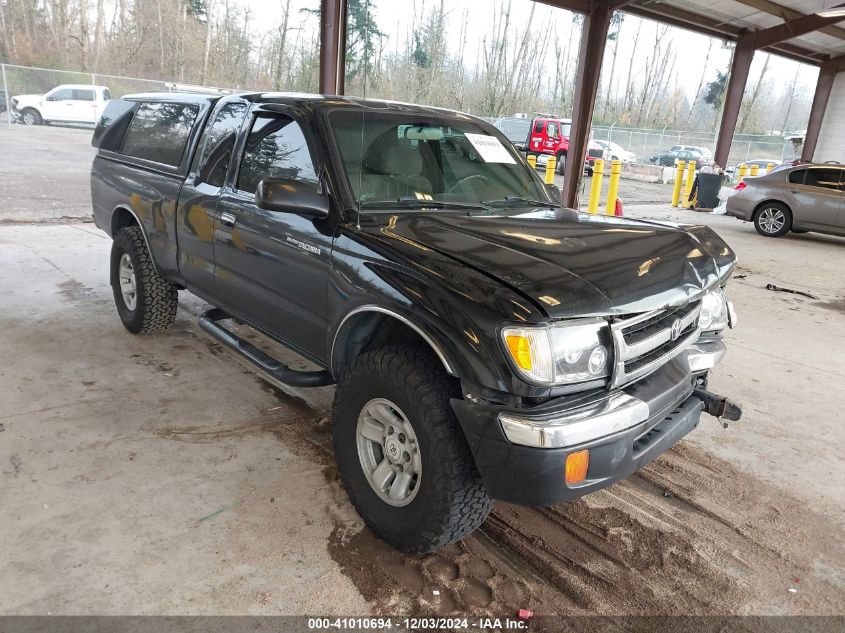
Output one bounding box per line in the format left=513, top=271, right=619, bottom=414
left=788, top=169, right=806, bottom=184
left=237, top=115, right=318, bottom=194
left=196, top=102, right=248, bottom=187
left=804, top=168, right=842, bottom=191
left=103, top=88, right=112, bottom=101
left=547, top=121, right=558, bottom=138
left=73, top=89, right=94, bottom=101
left=120, top=102, right=199, bottom=167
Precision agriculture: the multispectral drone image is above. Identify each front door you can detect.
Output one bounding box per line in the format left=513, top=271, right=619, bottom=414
left=213, top=110, right=334, bottom=362
left=40, top=87, right=74, bottom=122
left=176, top=99, right=248, bottom=297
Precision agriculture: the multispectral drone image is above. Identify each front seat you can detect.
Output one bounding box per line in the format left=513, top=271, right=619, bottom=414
left=360, top=138, right=432, bottom=200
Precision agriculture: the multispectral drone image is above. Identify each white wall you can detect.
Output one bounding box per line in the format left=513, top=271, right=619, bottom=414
left=814, top=72, right=845, bottom=164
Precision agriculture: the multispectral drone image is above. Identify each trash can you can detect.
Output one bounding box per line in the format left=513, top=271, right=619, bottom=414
left=695, top=173, right=726, bottom=209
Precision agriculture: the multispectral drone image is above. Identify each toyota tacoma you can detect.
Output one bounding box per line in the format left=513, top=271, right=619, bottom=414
left=90, top=92, right=742, bottom=553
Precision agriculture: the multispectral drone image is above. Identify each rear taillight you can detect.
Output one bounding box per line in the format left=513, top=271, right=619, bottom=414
left=735, top=181, right=747, bottom=191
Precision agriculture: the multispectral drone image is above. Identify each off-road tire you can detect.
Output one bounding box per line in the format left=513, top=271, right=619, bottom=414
left=333, top=345, right=492, bottom=553
left=753, top=202, right=792, bottom=237
left=20, top=108, right=42, bottom=125
left=111, top=226, right=178, bottom=334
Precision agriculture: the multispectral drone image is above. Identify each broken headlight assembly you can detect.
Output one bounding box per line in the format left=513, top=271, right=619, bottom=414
left=501, top=319, right=612, bottom=386
left=699, top=287, right=736, bottom=331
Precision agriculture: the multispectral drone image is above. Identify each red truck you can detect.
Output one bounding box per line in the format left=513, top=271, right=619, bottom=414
left=528, top=115, right=604, bottom=175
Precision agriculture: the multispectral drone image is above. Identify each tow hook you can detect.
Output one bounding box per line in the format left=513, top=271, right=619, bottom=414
left=693, top=388, right=743, bottom=428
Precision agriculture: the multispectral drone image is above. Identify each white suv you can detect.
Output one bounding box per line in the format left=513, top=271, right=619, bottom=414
left=11, top=84, right=111, bottom=126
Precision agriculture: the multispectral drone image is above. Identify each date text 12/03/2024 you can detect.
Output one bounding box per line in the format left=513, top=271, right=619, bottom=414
left=307, top=617, right=529, bottom=630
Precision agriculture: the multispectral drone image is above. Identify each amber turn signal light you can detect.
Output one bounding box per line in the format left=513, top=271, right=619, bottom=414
left=565, top=450, right=589, bottom=485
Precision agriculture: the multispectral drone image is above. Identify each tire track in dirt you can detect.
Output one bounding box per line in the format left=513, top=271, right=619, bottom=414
left=154, top=370, right=845, bottom=617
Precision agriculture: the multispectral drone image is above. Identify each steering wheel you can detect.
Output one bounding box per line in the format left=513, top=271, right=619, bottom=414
left=446, top=173, right=489, bottom=192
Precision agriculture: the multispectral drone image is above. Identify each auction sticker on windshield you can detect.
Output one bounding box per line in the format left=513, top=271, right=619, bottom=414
left=464, top=133, right=517, bottom=164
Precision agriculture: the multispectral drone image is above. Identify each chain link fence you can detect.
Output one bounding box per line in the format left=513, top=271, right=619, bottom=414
left=591, top=124, right=793, bottom=168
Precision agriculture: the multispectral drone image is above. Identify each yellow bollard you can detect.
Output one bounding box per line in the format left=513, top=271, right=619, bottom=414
left=682, top=160, right=696, bottom=207
left=737, top=164, right=748, bottom=183
left=766, top=163, right=774, bottom=173
left=527, top=154, right=537, bottom=169
left=587, top=159, right=604, bottom=214
left=544, top=156, right=556, bottom=185
left=671, top=160, right=686, bottom=207
left=750, top=164, right=759, bottom=177
left=605, top=160, right=622, bottom=216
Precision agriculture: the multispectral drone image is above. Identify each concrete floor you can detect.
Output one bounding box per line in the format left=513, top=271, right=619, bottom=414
left=1, top=121, right=844, bottom=616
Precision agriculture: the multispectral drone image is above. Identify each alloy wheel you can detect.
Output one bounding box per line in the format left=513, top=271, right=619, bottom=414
left=758, top=207, right=785, bottom=234
left=118, top=253, right=138, bottom=311
left=355, top=397, right=422, bottom=507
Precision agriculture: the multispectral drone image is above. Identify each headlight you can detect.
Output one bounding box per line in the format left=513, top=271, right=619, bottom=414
left=699, top=287, right=735, bottom=331
left=502, top=320, right=612, bottom=385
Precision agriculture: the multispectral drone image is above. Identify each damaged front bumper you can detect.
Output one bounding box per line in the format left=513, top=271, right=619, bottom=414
left=452, top=342, right=741, bottom=506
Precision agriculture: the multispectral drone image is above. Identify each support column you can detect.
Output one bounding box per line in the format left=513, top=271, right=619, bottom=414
left=561, top=2, right=613, bottom=209
left=319, top=0, right=347, bottom=95
left=802, top=59, right=836, bottom=162
left=713, top=38, right=754, bottom=169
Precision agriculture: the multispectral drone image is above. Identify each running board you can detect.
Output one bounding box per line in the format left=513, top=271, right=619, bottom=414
left=198, top=308, right=334, bottom=388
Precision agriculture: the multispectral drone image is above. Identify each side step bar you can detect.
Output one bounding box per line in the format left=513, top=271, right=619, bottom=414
left=198, top=308, right=334, bottom=388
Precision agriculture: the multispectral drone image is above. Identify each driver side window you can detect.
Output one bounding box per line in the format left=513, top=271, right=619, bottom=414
left=50, top=88, right=73, bottom=101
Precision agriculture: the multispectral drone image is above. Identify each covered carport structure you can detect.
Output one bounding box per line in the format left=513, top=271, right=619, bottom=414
left=317, top=0, right=845, bottom=207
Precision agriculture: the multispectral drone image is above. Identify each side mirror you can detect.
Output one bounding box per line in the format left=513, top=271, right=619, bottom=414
left=255, top=178, right=330, bottom=219
left=545, top=183, right=562, bottom=205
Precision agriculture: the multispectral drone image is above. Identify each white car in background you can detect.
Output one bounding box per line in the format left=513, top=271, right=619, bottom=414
left=11, top=84, right=111, bottom=126
left=595, top=140, right=636, bottom=163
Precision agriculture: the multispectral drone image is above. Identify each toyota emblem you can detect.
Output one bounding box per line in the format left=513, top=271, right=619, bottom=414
left=670, top=318, right=683, bottom=341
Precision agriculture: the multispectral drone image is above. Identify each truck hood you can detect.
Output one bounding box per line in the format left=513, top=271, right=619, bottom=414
left=360, top=208, right=736, bottom=319
left=10, top=94, right=42, bottom=107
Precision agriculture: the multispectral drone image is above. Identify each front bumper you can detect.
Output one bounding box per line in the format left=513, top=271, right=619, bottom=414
left=452, top=343, right=734, bottom=506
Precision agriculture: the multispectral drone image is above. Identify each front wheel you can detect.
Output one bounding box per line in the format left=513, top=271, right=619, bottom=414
left=556, top=153, right=567, bottom=174
left=110, top=226, right=178, bottom=334
left=332, top=345, right=492, bottom=553
left=754, top=203, right=791, bottom=237
left=20, top=108, right=42, bottom=125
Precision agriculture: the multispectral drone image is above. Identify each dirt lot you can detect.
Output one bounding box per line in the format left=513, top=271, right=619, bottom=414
left=1, top=124, right=844, bottom=619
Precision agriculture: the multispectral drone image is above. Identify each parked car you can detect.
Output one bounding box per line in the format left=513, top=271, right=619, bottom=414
left=527, top=115, right=573, bottom=174
left=11, top=84, right=111, bottom=125
left=490, top=116, right=532, bottom=152
left=649, top=148, right=702, bottom=167
left=726, top=163, right=844, bottom=237
left=672, top=145, right=713, bottom=165
left=595, top=139, right=636, bottom=163
left=91, top=91, right=742, bottom=553
left=725, top=158, right=782, bottom=175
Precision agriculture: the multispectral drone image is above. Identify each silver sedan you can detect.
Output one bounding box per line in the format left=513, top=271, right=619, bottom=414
left=726, top=164, right=844, bottom=238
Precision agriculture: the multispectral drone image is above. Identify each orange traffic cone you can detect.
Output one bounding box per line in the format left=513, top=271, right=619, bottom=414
left=614, top=198, right=624, bottom=216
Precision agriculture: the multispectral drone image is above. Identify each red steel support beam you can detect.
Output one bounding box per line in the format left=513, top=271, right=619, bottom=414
left=319, top=0, right=347, bottom=95
left=746, top=3, right=845, bottom=50
left=713, top=39, right=755, bottom=169
left=561, top=2, right=613, bottom=208
left=802, top=59, right=839, bottom=162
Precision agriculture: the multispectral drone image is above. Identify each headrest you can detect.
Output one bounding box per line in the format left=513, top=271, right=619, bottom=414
left=364, top=140, right=422, bottom=176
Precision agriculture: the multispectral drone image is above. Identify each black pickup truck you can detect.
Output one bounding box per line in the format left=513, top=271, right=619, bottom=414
left=90, top=92, right=741, bottom=553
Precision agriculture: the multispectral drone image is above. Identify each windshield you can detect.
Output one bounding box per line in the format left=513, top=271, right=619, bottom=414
left=329, top=109, right=552, bottom=210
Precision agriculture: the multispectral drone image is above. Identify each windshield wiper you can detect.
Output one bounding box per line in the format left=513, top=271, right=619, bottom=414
left=359, top=197, right=487, bottom=210
left=481, top=196, right=560, bottom=208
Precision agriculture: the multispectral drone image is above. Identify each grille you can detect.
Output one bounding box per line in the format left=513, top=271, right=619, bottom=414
left=609, top=300, right=701, bottom=388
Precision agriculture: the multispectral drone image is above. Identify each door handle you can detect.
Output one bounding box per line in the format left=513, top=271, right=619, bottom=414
left=219, top=212, right=236, bottom=228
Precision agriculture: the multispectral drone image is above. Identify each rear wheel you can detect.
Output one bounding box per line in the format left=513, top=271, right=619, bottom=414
left=333, top=345, right=492, bottom=553
left=754, top=203, right=791, bottom=237
left=20, top=108, right=42, bottom=125
left=111, top=226, right=178, bottom=334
